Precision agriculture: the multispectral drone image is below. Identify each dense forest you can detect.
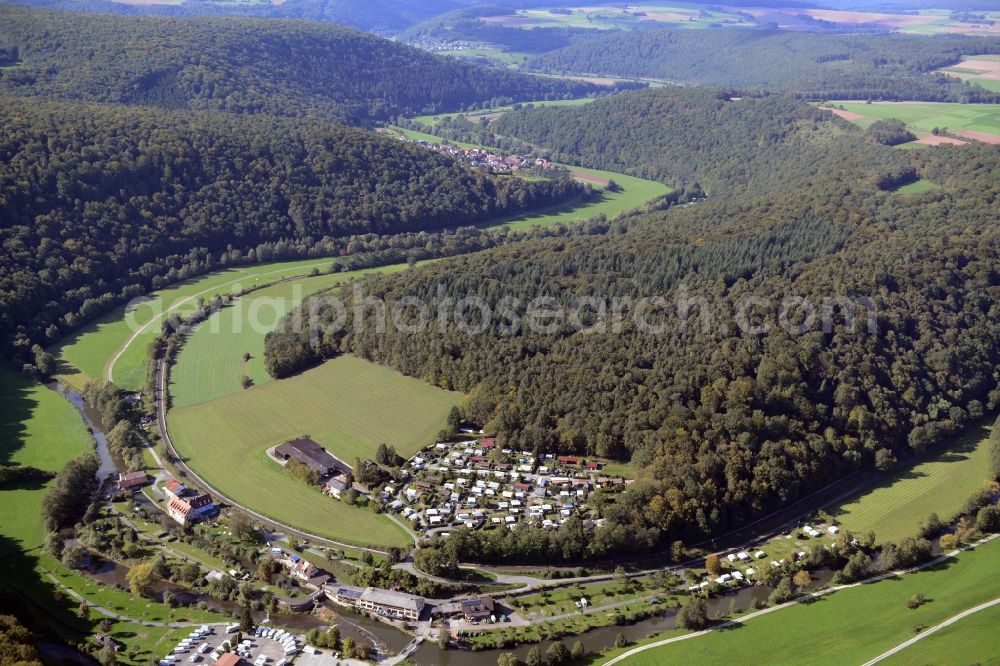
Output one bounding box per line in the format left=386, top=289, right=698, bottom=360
left=488, top=88, right=914, bottom=196
left=0, top=4, right=596, bottom=122
left=0, top=96, right=586, bottom=363
left=267, top=93, right=1000, bottom=559
left=527, top=29, right=1000, bottom=101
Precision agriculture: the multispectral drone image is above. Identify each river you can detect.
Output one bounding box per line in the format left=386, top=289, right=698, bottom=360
left=54, top=383, right=118, bottom=481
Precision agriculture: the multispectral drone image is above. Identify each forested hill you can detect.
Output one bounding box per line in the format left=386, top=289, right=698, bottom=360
left=527, top=29, right=1000, bottom=102
left=4, top=0, right=462, bottom=34
left=0, top=4, right=596, bottom=123
left=0, top=95, right=584, bottom=356
left=490, top=87, right=906, bottom=196
left=267, top=130, right=1000, bottom=561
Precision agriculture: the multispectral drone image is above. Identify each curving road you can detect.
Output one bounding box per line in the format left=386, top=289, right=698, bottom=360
left=152, top=356, right=409, bottom=556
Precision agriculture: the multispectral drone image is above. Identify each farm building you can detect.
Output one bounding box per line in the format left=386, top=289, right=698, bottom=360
left=164, top=479, right=191, bottom=498
left=323, top=477, right=349, bottom=498
left=116, top=471, right=149, bottom=492
left=166, top=493, right=216, bottom=526
left=274, top=437, right=348, bottom=477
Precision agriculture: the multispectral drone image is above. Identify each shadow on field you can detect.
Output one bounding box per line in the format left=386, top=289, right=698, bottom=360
left=0, top=370, right=37, bottom=466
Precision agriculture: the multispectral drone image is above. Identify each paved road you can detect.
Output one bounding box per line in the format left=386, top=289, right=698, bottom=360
left=858, top=596, right=1000, bottom=666
left=602, top=533, right=1000, bottom=666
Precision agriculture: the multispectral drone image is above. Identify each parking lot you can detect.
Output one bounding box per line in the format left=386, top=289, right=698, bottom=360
left=161, top=625, right=300, bottom=666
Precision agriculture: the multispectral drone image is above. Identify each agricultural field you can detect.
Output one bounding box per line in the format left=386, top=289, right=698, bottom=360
left=51, top=256, right=344, bottom=392
left=167, top=355, right=461, bottom=547
left=603, top=536, right=1000, bottom=665
left=169, top=264, right=408, bottom=408
left=386, top=127, right=670, bottom=230
left=477, top=4, right=753, bottom=31
left=936, top=54, right=1000, bottom=93
left=827, top=419, right=995, bottom=544
left=821, top=101, right=1000, bottom=145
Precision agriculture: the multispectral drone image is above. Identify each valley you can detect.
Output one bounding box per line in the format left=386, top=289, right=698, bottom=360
left=1, top=1, right=999, bottom=664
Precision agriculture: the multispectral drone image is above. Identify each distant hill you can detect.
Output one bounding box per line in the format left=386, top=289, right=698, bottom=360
left=527, top=29, right=1000, bottom=102
left=0, top=4, right=596, bottom=123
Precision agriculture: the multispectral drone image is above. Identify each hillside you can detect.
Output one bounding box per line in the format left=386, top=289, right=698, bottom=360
left=527, top=29, right=1000, bottom=102
left=0, top=4, right=595, bottom=122
left=489, top=87, right=905, bottom=195
left=268, top=96, right=1000, bottom=560
left=0, top=96, right=584, bottom=357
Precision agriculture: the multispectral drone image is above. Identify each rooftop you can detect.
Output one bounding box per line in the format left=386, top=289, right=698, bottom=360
left=360, top=587, right=425, bottom=612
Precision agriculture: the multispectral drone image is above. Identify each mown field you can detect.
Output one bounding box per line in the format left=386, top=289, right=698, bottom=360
left=51, top=257, right=344, bottom=392
left=879, top=600, right=1000, bottom=666
left=169, top=264, right=408, bottom=408
left=167, top=355, right=461, bottom=547
left=601, top=536, right=1000, bottom=665
left=827, top=419, right=995, bottom=544
left=825, top=101, right=1000, bottom=142
left=0, top=368, right=92, bottom=554
left=387, top=126, right=670, bottom=230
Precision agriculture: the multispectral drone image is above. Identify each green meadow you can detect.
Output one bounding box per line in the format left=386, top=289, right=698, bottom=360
left=169, top=264, right=408, bottom=409
left=167, top=355, right=461, bottom=548
left=879, top=600, right=1000, bottom=665
left=51, top=257, right=344, bottom=392
left=0, top=368, right=92, bottom=555
left=603, top=537, right=1000, bottom=665
left=828, top=420, right=996, bottom=544
left=892, top=179, right=942, bottom=195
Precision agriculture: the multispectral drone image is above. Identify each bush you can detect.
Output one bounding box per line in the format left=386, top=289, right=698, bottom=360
left=868, top=119, right=917, bottom=146
left=906, top=593, right=926, bottom=609
left=976, top=505, right=1000, bottom=533
left=676, top=596, right=709, bottom=630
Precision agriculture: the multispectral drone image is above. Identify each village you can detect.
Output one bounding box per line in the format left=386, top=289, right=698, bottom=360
left=396, top=135, right=559, bottom=175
